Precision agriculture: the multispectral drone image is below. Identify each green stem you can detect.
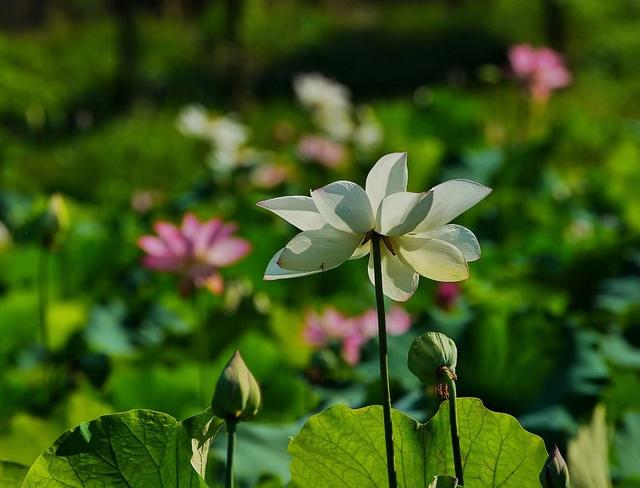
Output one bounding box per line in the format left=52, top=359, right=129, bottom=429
left=445, top=374, right=464, bottom=485
left=225, top=419, right=237, bottom=488
left=193, top=291, right=209, bottom=406
left=38, top=247, right=50, bottom=355
left=371, top=234, right=398, bottom=488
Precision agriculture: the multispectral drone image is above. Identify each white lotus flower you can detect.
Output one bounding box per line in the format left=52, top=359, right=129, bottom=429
left=257, top=152, right=491, bottom=301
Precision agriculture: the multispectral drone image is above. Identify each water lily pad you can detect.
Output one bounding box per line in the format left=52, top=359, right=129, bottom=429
left=22, top=409, right=216, bottom=487
left=289, top=397, right=547, bottom=488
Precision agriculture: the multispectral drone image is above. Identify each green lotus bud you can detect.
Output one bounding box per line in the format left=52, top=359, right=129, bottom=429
left=427, top=475, right=458, bottom=488
left=407, top=332, right=457, bottom=397
left=40, top=193, right=69, bottom=249
left=211, top=350, right=261, bottom=421
left=540, top=446, right=570, bottom=488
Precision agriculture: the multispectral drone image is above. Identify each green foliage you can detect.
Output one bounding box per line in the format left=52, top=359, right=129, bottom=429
left=0, top=460, right=29, bottom=486
left=289, top=398, right=547, bottom=487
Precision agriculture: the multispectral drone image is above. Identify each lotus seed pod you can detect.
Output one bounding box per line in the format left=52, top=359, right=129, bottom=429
left=211, top=350, right=261, bottom=421
left=540, top=446, right=570, bottom=488
left=407, top=332, right=457, bottom=388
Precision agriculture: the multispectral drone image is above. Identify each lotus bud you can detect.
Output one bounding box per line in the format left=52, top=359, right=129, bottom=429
left=540, top=446, right=570, bottom=488
left=40, top=193, right=69, bottom=249
left=408, top=332, right=457, bottom=398
left=427, top=475, right=458, bottom=488
left=211, top=350, right=261, bottom=421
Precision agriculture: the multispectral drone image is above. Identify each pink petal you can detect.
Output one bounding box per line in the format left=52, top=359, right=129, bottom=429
left=509, top=44, right=537, bottom=77
left=138, top=235, right=171, bottom=257
left=436, top=282, right=460, bottom=311
left=206, top=237, right=251, bottom=266
left=356, top=308, right=412, bottom=337
left=142, top=255, right=182, bottom=272
left=213, top=223, right=238, bottom=241
left=535, top=48, right=564, bottom=69
left=357, top=310, right=379, bottom=339
left=194, top=219, right=223, bottom=255
left=181, top=213, right=201, bottom=240
left=154, top=221, right=190, bottom=257
left=342, top=334, right=366, bottom=365
left=322, top=308, right=356, bottom=339
left=386, top=307, right=412, bottom=335
left=303, top=313, right=329, bottom=346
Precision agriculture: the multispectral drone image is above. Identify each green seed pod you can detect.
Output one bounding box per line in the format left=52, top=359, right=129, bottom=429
left=407, top=332, right=457, bottom=388
left=540, top=446, right=570, bottom=488
left=211, top=350, right=261, bottom=421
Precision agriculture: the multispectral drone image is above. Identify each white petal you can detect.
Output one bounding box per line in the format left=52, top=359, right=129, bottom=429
left=376, top=191, right=433, bottom=237
left=367, top=245, right=419, bottom=302
left=278, top=227, right=362, bottom=272
left=256, top=196, right=326, bottom=231
left=418, top=224, right=481, bottom=261
left=349, top=241, right=371, bottom=260
left=414, top=179, right=492, bottom=232
left=263, top=249, right=326, bottom=280
left=396, top=236, right=469, bottom=282
left=311, top=181, right=373, bottom=234
left=365, top=152, right=408, bottom=213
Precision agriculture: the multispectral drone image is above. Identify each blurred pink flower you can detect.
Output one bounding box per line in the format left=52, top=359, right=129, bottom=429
left=509, top=44, right=571, bottom=102
left=138, top=213, right=251, bottom=296
left=436, top=282, right=460, bottom=311
left=358, top=307, right=412, bottom=338
left=303, top=308, right=354, bottom=345
left=297, top=135, right=345, bottom=168
left=303, top=306, right=412, bottom=365
left=250, top=164, right=289, bottom=189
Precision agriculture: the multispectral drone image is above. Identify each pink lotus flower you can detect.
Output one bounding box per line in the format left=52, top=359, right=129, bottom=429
left=138, top=213, right=251, bottom=296
left=509, top=44, right=571, bottom=102
left=303, top=306, right=412, bottom=365
left=436, top=282, right=460, bottom=311
left=297, top=135, right=346, bottom=168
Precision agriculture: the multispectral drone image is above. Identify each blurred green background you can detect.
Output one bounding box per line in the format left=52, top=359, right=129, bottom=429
left=1, top=0, right=640, bottom=486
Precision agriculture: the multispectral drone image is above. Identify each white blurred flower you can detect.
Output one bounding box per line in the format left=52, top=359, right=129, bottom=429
left=353, top=107, right=383, bottom=151
left=294, top=73, right=351, bottom=113
left=294, top=73, right=354, bottom=141
left=176, top=104, right=210, bottom=138
left=258, top=152, right=491, bottom=301
left=177, top=105, right=250, bottom=171
left=206, top=116, right=249, bottom=170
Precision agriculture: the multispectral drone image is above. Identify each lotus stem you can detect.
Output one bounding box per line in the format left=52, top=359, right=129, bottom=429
left=193, top=291, right=208, bottom=406
left=38, top=247, right=50, bottom=355
left=225, top=419, right=237, bottom=488
left=371, top=234, right=398, bottom=488
left=443, top=369, right=464, bottom=485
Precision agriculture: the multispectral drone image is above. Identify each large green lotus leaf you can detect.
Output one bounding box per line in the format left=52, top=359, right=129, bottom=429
left=22, top=409, right=213, bottom=487
left=0, top=460, right=29, bottom=486
left=289, top=398, right=547, bottom=488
